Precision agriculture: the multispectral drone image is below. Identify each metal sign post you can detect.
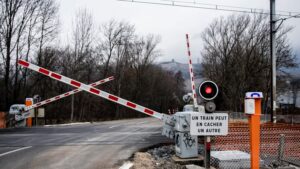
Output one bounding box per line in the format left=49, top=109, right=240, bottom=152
left=190, top=112, right=229, bottom=168
left=204, top=137, right=211, bottom=169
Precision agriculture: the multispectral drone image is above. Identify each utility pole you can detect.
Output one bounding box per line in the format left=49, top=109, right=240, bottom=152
left=270, top=0, right=277, bottom=123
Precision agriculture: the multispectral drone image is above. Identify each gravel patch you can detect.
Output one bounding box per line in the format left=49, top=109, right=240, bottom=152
left=130, top=145, right=186, bottom=169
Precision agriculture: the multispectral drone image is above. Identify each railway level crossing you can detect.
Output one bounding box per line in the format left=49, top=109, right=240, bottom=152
left=15, top=34, right=229, bottom=165
left=12, top=35, right=265, bottom=169
left=18, top=59, right=225, bottom=159
left=14, top=34, right=230, bottom=165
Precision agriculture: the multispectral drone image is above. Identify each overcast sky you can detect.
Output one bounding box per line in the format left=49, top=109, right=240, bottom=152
left=58, top=0, right=300, bottom=63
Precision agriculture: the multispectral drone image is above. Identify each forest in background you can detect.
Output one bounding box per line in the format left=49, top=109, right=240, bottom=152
left=1, top=1, right=299, bottom=123
left=201, top=14, right=298, bottom=113
left=0, top=0, right=185, bottom=122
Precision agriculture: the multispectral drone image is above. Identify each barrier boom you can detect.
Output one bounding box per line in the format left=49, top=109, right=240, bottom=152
left=18, top=60, right=164, bottom=120
left=25, top=76, right=114, bottom=111
left=185, top=34, right=198, bottom=108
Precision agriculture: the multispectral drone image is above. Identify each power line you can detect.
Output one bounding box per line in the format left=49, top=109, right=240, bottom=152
left=162, top=0, right=300, bottom=16
left=275, top=13, right=300, bottom=32
left=276, top=13, right=300, bottom=22
left=118, top=0, right=300, bottom=18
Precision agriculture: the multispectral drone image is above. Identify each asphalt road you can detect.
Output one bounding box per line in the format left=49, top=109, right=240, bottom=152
left=0, top=117, right=170, bottom=169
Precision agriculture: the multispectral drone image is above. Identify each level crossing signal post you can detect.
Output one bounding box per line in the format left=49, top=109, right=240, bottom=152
left=184, top=34, right=228, bottom=169
left=199, top=81, right=219, bottom=169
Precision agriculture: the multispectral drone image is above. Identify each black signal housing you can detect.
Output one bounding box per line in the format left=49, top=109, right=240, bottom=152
left=198, top=81, right=219, bottom=101
left=198, top=81, right=219, bottom=113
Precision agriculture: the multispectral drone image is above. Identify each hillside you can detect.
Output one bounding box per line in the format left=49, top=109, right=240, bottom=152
left=159, top=60, right=202, bottom=80
left=159, top=60, right=203, bottom=91
left=158, top=59, right=300, bottom=92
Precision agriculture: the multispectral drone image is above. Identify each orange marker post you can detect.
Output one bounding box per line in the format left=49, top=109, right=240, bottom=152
left=25, top=98, right=33, bottom=127
left=245, top=92, right=263, bottom=169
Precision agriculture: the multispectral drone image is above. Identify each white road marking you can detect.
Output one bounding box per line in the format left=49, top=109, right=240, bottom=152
left=137, top=122, right=146, bottom=124
left=0, top=146, right=32, bottom=157
left=109, top=131, right=160, bottom=134
left=109, top=125, right=120, bottom=129
left=119, top=162, right=133, bottom=169
left=44, top=122, right=90, bottom=127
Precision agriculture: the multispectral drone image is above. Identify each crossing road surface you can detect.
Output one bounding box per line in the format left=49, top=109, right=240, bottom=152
left=0, top=118, right=170, bottom=169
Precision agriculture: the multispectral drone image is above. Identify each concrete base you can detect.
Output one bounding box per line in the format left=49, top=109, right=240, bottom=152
left=186, top=164, right=216, bottom=169
left=261, top=167, right=296, bottom=169
left=172, top=155, right=204, bottom=166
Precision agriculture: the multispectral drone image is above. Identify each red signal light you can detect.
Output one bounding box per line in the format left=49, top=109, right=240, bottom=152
left=205, top=87, right=212, bottom=94
left=198, top=81, right=219, bottom=101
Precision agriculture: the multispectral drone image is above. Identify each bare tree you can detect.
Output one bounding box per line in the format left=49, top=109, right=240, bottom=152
left=36, top=0, right=59, bottom=64
left=0, top=0, right=40, bottom=108
left=19, top=0, right=59, bottom=100
left=30, top=0, right=59, bottom=95
left=201, top=14, right=297, bottom=112
left=95, top=20, right=166, bottom=119
left=0, top=0, right=59, bottom=111
left=130, top=35, right=161, bottom=101
left=0, top=1, right=184, bottom=121
left=15, top=0, right=59, bottom=101
left=72, top=8, right=94, bottom=63
left=97, top=20, right=135, bottom=78
left=66, top=8, right=95, bottom=121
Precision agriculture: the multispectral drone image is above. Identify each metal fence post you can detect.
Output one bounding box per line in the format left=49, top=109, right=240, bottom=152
left=278, top=134, right=285, bottom=165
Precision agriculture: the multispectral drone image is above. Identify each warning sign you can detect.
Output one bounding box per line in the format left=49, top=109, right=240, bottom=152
left=190, top=112, right=228, bottom=136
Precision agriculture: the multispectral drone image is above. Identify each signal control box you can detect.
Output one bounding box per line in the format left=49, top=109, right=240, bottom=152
left=173, top=111, right=198, bottom=158
left=174, top=111, right=192, bottom=132
left=175, top=132, right=198, bottom=158
left=9, top=104, right=26, bottom=114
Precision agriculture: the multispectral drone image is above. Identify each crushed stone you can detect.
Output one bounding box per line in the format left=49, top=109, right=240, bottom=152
left=130, top=145, right=187, bottom=169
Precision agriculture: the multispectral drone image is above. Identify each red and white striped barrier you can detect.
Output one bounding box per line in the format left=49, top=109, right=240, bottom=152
left=25, top=76, right=114, bottom=111
left=18, top=60, right=164, bottom=120
left=185, top=34, right=198, bottom=107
